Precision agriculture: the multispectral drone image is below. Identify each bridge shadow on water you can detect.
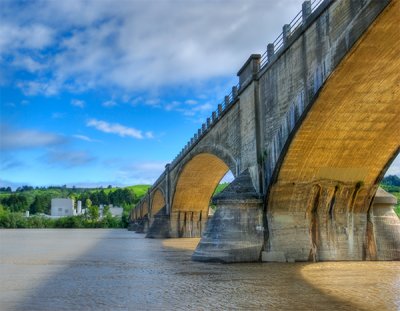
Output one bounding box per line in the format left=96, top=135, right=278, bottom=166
left=9, top=230, right=397, bottom=311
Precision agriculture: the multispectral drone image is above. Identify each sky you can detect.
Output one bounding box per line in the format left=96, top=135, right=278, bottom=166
left=0, top=0, right=399, bottom=189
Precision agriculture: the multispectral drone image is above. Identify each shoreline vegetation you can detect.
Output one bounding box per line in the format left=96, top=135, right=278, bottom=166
left=0, top=176, right=399, bottom=229
left=0, top=185, right=150, bottom=229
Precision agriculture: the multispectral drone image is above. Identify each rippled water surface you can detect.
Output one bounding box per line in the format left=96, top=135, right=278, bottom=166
left=0, top=229, right=399, bottom=311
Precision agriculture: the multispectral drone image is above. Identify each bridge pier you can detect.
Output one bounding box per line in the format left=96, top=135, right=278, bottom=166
left=263, top=183, right=400, bottom=262
left=127, top=221, right=138, bottom=231
left=146, top=207, right=171, bottom=238
left=169, top=210, right=207, bottom=238
left=135, top=216, right=149, bottom=234
left=192, top=170, right=264, bottom=263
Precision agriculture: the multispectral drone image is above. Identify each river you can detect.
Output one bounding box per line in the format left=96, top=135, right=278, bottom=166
left=0, top=229, right=398, bottom=310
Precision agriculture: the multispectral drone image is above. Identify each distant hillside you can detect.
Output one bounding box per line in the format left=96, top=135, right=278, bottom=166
left=0, top=185, right=151, bottom=215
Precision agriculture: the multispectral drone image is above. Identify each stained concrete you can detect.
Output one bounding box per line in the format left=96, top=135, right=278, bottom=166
left=192, top=171, right=264, bottom=263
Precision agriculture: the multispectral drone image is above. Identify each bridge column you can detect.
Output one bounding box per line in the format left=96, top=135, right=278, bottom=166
left=368, top=188, right=400, bottom=260
left=169, top=210, right=207, bottom=238
left=146, top=206, right=171, bottom=238
left=192, top=170, right=264, bottom=263
left=135, top=215, right=149, bottom=234
left=263, top=183, right=400, bottom=262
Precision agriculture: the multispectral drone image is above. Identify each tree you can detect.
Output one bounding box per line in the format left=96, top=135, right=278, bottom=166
left=103, top=204, right=111, bottom=217
left=85, top=198, right=92, bottom=209
left=1, top=194, right=29, bottom=213
left=98, top=190, right=109, bottom=205
left=29, top=195, right=51, bottom=214
left=382, top=175, right=400, bottom=187
left=87, top=205, right=99, bottom=221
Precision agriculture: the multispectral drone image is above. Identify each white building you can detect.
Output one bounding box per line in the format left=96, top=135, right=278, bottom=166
left=109, top=207, right=123, bottom=217
left=77, top=200, right=82, bottom=214
left=51, top=198, right=75, bottom=217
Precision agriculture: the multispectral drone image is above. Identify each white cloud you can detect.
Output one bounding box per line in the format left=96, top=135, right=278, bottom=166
left=71, top=99, right=85, bottom=108
left=52, top=112, right=65, bottom=119
left=0, top=22, right=54, bottom=53
left=102, top=100, right=117, bottom=107
left=116, top=161, right=167, bottom=184
left=43, top=149, right=96, bottom=167
left=1, top=0, right=305, bottom=95
left=185, top=99, right=198, bottom=105
left=86, top=118, right=152, bottom=140
left=0, top=125, right=65, bottom=150
left=73, top=134, right=100, bottom=143
left=17, top=80, right=59, bottom=96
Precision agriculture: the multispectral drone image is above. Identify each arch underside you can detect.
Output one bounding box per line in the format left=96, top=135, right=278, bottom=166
left=172, top=153, right=229, bottom=214
left=151, top=189, right=165, bottom=217
left=170, top=153, right=230, bottom=237
left=141, top=201, right=148, bottom=218
left=267, top=0, right=399, bottom=261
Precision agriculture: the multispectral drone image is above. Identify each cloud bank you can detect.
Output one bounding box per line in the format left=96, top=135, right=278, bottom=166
left=1, top=0, right=304, bottom=95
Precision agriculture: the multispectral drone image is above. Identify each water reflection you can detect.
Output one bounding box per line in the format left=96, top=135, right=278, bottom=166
left=0, top=230, right=398, bottom=311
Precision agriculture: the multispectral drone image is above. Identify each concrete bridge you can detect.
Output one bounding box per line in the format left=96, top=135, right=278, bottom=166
left=130, top=0, right=400, bottom=262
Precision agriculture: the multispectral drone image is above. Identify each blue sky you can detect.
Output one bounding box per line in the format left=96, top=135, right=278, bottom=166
left=1, top=0, right=399, bottom=189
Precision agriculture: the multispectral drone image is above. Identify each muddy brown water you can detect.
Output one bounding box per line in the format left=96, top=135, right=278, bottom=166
left=0, top=229, right=398, bottom=310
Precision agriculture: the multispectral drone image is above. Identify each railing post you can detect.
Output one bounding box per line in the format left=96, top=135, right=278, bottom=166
left=282, top=24, right=290, bottom=45
left=212, top=111, right=217, bottom=122
left=218, top=104, right=222, bottom=115
left=225, top=95, right=230, bottom=108
left=232, top=86, right=238, bottom=99
left=302, top=1, right=312, bottom=24
left=197, top=129, right=201, bottom=137
left=206, top=117, right=211, bottom=128
left=202, top=123, right=206, bottom=132
left=267, top=43, right=274, bottom=62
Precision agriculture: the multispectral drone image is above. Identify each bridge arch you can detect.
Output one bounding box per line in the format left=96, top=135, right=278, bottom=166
left=266, top=1, right=400, bottom=261
left=150, top=188, right=166, bottom=217
left=140, top=201, right=149, bottom=219
left=170, top=152, right=233, bottom=237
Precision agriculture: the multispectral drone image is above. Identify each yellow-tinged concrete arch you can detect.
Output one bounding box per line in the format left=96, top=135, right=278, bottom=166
left=170, top=153, right=230, bottom=237
left=266, top=0, right=400, bottom=261
left=151, top=189, right=165, bottom=217
left=140, top=201, right=149, bottom=218
left=172, top=153, right=229, bottom=213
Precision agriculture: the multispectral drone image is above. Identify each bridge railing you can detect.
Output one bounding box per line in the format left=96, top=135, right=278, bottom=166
left=260, top=0, right=326, bottom=68
left=169, top=82, right=240, bottom=169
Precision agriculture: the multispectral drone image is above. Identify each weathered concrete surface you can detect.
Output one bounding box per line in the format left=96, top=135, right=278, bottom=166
left=369, top=188, right=400, bottom=260
left=135, top=216, right=149, bottom=234
left=265, top=0, right=400, bottom=261
left=169, top=153, right=229, bottom=238
left=146, top=206, right=171, bottom=238
left=192, top=171, right=264, bottom=263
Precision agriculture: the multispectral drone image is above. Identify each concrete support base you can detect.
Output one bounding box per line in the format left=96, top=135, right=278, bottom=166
left=368, top=188, right=400, bottom=260
left=263, top=186, right=400, bottom=262
left=169, top=210, right=207, bottom=238
left=135, top=217, right=149, bottom=234
left=192, top=170, right=264, bottom=263
left=127, top=222, right=138, bottom=231
left=146, top=207, right=171, bottom=238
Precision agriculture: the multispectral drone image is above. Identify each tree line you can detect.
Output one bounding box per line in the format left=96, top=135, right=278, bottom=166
left=0, top=188, right=138, bottom=215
